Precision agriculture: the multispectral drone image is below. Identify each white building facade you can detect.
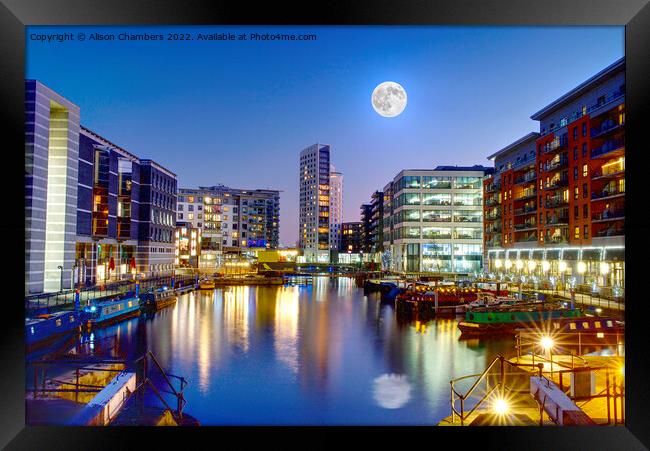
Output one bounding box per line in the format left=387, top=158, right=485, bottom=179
left=382, top=166, right=492, bottom=274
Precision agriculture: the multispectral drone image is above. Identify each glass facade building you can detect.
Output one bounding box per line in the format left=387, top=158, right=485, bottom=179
left=382, top=166, right=492, bottom=274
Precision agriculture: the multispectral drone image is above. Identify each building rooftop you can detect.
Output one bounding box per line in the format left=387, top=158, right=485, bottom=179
left=530, top=57, right=625, bottom=120
left=486, top=132, right=540, bottom=161
left=433, top=165, right=494, bottom=172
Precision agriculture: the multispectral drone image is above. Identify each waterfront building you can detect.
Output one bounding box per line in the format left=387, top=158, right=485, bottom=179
left=176, top=185, right=280, bottom=270
left=75, top=127, right=141, bottom=287
left=382, top=166, right=492, bottom=274
left=329, top=165, right=343, bottom=259
left=25, top=80, right=80, bottom=294
left=483, top=57, right=625, bottom=298
left=360, top=203, right=373, bottom=253
left=341, top=222, right=363, bottom=254
left=370, top=191, right=385, bottom=257
left=299, top=143, right=331, bottom=263
left=174, top=224, right=201, bottom=268
left=25, top=80, right=178, bottom=294
left=138, top=160, right=177, bottom=277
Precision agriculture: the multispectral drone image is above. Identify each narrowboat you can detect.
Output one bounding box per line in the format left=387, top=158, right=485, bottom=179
left=140, top=286, right=178, bottom=311
left=396, top=284, right=481, bottom=305
left=199, top=278, right=216, bottom=290
left=457, top=306, right=583, bottom=336
left=474, top=282, right=510, bottom=296
left=81, top=293, right=141, bottom=327
left=25, top=310, right=81, bottom=351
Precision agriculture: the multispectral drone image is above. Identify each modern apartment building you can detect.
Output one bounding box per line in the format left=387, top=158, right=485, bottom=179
left=174, top=225, right=202, bottom=268
left=341, top=222, right=363, bottom=254
left=382, top=166, right=492, bottom=274
left=176, top=185, right=280, bottom=270
left=329, top=165, right=343, bottom=256
left=360, top=203, right=373, bottom=253
left=483, top=57, right=625, bottom=297
left=25, top=80, right=80, bottom=294
left=299, top=143, right=331, bottom=263
left=25, top=80, right=177, bottom=294
left=138, top=160, right=177, bottom=277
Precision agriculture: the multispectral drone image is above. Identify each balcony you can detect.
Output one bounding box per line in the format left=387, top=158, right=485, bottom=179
left=515, top=233, right=538, bottom=243
left=591, top=187, right=625, bottom=201
left=591, top=166, right=625, bottom=180
left=595, top=226, right=624, bottom=238
left=545, top=197, right=568, bottom=208
left=514, top=205, right=537, bottom=216
left=514, top=222, right=537, bottom=231
left=543, top=178, right=568, bottom=191
left=586, top=89, right=625, bottom=115
left=514, top=190, right=537, bottom=201
left=590, top=119, right=624, bottom=139
left=485, top=224, right=502, bottom=234
left=543, top=157, right=568, bottom=172
left=485, top=238, right=502, bottom=248
left=546, top=216, right=569, bottom=226
left=485, top=183, right=501, bottom=193
left=542, top=136, right=568, bottom=155
left=591, top=137, right=625, bottom=159
left=514, top=172, right=536, bottom=185
left=592, top=209, right=625, bottom=223
left=545, top=235, right=569, bottom=244
left=485, top=197, right=499, bottom=207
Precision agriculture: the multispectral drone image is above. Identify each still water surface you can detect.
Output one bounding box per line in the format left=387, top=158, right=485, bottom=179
left=93, top=277, right=514, bottom=425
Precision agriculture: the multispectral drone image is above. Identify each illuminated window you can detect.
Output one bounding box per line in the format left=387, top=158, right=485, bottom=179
left=569, top=323, right=576, bottom=330
left=574, top=227, right=580, bottom=239
left=582, top=322, right=590, bottom=329
left=582, top=164, right=588, bottom=177
left=594, top=321, right=601, bottom=328
left=607, top=320, right=613, bottom=327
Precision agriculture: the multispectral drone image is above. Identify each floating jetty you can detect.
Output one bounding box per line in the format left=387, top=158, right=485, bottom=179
left=27, top=337, right=196, bottom=426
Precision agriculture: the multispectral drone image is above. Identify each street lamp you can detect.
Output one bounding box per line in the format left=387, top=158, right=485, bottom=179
left=57, top=265, right=64, bottom=291
left=540, top=335, right=555, bottom=373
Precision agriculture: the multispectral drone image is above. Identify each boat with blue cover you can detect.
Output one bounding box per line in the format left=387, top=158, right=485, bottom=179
left=25, top=310, right=81, bottom=351
left=81, top=291, right=141, bottom=327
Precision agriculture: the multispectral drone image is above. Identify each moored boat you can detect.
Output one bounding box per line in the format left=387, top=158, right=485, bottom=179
left=140, top=286, right=177, bottom=311
left=81, top=293, right=141, bottom=327
left=199, top=278, right=216, bottom=290
left=457, top=306, right=583, bottom=336
left=25, top=310, right=81, bottom=351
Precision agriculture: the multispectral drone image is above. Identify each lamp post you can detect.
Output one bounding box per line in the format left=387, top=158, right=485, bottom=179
left=57, top=265, right=64, bottom=291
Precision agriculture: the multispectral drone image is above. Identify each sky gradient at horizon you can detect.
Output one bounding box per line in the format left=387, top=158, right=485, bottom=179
left=26, top=26, right=624, bottom=245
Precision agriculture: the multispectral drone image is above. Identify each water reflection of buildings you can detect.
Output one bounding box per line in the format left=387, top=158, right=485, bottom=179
left=222, top=286, right=251, bottom=353
left=274, top=286, right=300, bottom=374
left=297, top=279, right=341, bottom=392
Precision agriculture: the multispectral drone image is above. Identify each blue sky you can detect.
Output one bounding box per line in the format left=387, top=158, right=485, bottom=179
left=26, top=26, right=624, bottom=245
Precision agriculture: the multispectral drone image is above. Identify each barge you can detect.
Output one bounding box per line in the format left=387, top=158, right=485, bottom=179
left=25, top=310, right=81, bottom=352
left=140, top=286, right=177, bottom=311
left=457, top=306, right=584, bottom=336
left=81, top=293, right=141, bottom=327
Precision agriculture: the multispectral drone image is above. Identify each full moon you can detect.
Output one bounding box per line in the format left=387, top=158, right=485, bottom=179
left=371, top=81, right=407, bottom=117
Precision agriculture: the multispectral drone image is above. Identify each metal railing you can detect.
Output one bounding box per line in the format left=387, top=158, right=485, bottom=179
left=25, top=275, right=198, bottom=313
left=450, top=355, right=543, bottom=425
left=591, top=138, right=625, bottom=159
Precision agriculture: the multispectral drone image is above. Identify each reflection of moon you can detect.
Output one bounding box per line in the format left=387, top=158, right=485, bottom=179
left=372, top=373, right=412, bottom=409
left=372, top=81, right=407, bottom=117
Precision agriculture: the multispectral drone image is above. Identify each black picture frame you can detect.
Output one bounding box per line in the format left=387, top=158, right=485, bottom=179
left=2, top=0, right=649, bottom=448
